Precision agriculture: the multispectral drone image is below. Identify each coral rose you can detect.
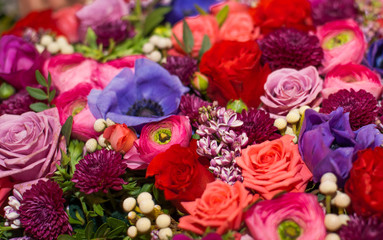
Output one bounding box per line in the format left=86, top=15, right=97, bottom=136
left=210, top=0, right=249, bottom=15
left=171, top=15, right=219, bottom=58
left=236, top=135, right=312, bottom=199
left=53, top=4, right=82, bottom=43
left=219, top=13, right=259, bottom=42
left=200, top=40, right=270, bottom=108
left=345, top=147, right=383, bottom=220
left=103, top=124, right=137, bottom=154
left=260, top=66, right=323, bottom=117
left=179, top=180, right=254, bottom=235
left=146, top=140, right=215, bottom=202
left=322, top=63, right=382, bottom=99
left=317, top=19, right=367, bottom=74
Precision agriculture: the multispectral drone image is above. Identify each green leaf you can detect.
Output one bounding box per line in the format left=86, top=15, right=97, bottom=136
left=85, top=28, right=98, bottom=49
left=95, top=223, right=110, bottom=238
left=61, top=116, right=73, bottom=146
left=35, top=70, right=48, bottom=87
left=107, top=218, right=126, bottom=230
left=192, top=134, right=201, bottom=140
left=85, top=221, right=94, bottom=240
left=216, top=5, right=229, bottom=27
left=93, top=203, right=104, bottom=217
left=140, top=183, right=153, bottom=194
left=29, top=102, right=49, bottom=112
left=318, top=193, right=325, bottom=202
left=172, top=33, right=187, bottom=53
left=194, top=4, right=208, bottom=15
left=47, top=72, right=52, bottom=87
left=26, top=87, right=47, bottom=100
left=61, top=150, right=71, bottom=166
left=198, top=35, right=211, bottom=60
left=107, top=226, right=125, bottom=239
left=48, top=89, right=56, bottom=103
left=57, top=235, right=76, bottom=240
left=143, top=7, right=172, bottom=36
left=182, top=19, right=194, bottom=54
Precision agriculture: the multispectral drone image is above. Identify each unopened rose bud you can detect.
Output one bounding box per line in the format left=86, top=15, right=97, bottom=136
left=226, top=99, right=248, bottom=113
left=191, top=72, right=208, bottom=92
left=0, top=83, right=15, bottom=100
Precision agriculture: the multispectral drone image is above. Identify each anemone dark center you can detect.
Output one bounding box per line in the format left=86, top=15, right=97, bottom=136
left=127, top=99, right=164, bottom=117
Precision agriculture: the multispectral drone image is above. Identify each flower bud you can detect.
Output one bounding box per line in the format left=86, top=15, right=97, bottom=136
left=319, top=181, right=337, bottom=195
left=156, top=214, right=171, bottom=228
left=158, top=228, right=173, bottom=240
left=123, top=197, right=136, bottom=212
left=0, top=82, right=15, bottom=100
left=191, top=72, right=208, bottom=92
left=94, top=119, right=107, bottom=132
left=139, top=199, right=155, bottom=214
left=226, top=99, right=248, bottom=113
left=143, top=42, right=155, bottom=54
left=85, top=138, right=98, bottom=153
left=321, top=172, right=337, bottom=183
left=274, top=118, right=287, bottom=130
left=324, top=214, right=342, bottom=232
left=127, top=226, right=138, bottom=238
left=325, top=233, right=340, bottom=240
left=136, top=217, right=151, bottom=233
left=137, top=192, right=152, bottom=204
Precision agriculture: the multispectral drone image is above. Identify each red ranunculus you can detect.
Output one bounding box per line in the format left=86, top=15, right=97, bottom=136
left=200, top=40, right=270, bottom=108
left=248, top=0, right=314, bottom=35
left=3, top=9, right=64, bottom=37
left=146, top=140, right=215, bottom=202
left=345, top=147, right=383, bottom=220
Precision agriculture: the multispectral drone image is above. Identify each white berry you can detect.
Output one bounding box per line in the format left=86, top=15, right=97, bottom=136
left=156, top=37, right=169, bottom=49
left=122, top=197, right=136, bottom=212
left=334, top=193, right=351, bottom=208
left=147, top=50, right=162, bottom=62
left=85, top=138, right=98, bottom=153
left=319, top=181, right=337, bottom=195
left=56, top=36, right=68, bottom=48
left=40, top=35, right=53, bottom=46
left=139, top=199, right=155, bottom=214
left=137, top=192, right=152, bottom=204
left=127, top=226, right=138, bottom=238
left=143, top=42, right=155, bottom=54
left=325, top=214, right=342, bottom=232
left=61, top=44, right=74, bottom=54
left=156, top=214, right=171, bottom=228
left=313, top=106, right=320, bottom=112
left=47, top=42, right=60, bottom=54
left=94, top=119, right=107, bottom=132
left=149, top=35, right=160, bottom=45
left=128, top=211, right=137, bottom=220
left=158, top=228, right=173, bottom=240
left=286, top=111, right=300, bottom=124
left=98, top=134, right=107, bottom=147
left=274, top=118, right=287, bottom=130
left=299, top=105, right=310, bottom=115
left=106, top=118, right=115, bottom=127
left=338, top=214, right=350, bottom=225
left=325, top=233, right=340, bottom=240
left=136, top=217, right=151, bottom=233
left=35, top=44, right=45, bottom=54
left=321, top=172, right=337, bottom=183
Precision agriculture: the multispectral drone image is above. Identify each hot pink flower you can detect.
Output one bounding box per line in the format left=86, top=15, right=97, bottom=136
left=54, top=83, right=99, bottom=141
left=322, top=63, right=383, bottom=99
left=124, top=115, right=192, bottom=169
left=245, top=193, right=326, bottom=240
left=317, top=19, right=367, bottom=74
left=44, top=53, right=144, bottom=94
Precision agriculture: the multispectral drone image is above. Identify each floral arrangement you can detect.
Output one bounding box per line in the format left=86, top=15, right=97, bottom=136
left=0, top=0, right=383, bottom=239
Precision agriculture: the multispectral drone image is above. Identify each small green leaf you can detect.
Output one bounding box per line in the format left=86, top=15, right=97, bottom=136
left=198, top=35, right=211, bottom=60
left=85, top=221, right=94, bottom=240
left=85, top=28, right=98, bottom=49
left=35, top=70, right=48, bottom=87
left=140, top=183, right=153, bottom=194
left=143, top=7, right=172, bottom=36
left=48, top=89, right=56, bottom=103
left=192, top=134, right=201, bottom=140
left=26, top=87, right=47, bottom=100
left=57, top=235, right=76, bottom=240
left=172, top=33, right=187, bottom=53
left=216, top=5, right=229, bottom=27
left=61, top=116, right=73, bottom=146
left=183, top=19, right=194, bottom=54
left=93, top=203, right=104, bottom=217
left=107, top=218, right=126, bottom=229
left=194, top=4, right=208, bottom=15
left=107, top=226, right=125, bottom=239
left=29, top=102, right=49, bottom=112
left=47, top=72, right=52, bottom=87
left=95, top=223, right=110, bottom=238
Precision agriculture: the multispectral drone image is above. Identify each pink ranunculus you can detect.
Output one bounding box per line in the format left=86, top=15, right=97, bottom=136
left=54, top=83, right=99, bottom=141
left=219, top=12, right=260, bottom=42
left=124, top=115, right=192, bottom=170
left=44, top=53, right=144, bottom=94
left=245, top=193, right=326, bottom=240
left=317, top=19, right=367, bottom=74
left=260, top=66, right=323, bottom=117
left=0, top=108, right=63, bottom=187
left=53, top=4, right=82, bottom=43
left=76, top=0, right=129, bottom=41
left=322, top=63, right=383, bottom=99
left=171, top=15, right=220, bottom=58
left=210, top=0, right=249, bottom=15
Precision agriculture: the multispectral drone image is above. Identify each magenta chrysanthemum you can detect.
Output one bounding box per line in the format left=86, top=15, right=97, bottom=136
left=72, top=149, right=127, bottom=194
left=19, top=180, right=72, bottom=240
left=320, top=89, right=379, bottom=130
left=259, top=28, right=323, bottom=71
left=236, top=109, right=280, bottom=145
left=179, top=94, right=211, bottom=127
left=163, top=56, right=198, bottom=85
left=0, top=90, right=35, bottom=116
left=339, top=214, right=383, bottom=240
left=311, top=0, right=357, bottom=26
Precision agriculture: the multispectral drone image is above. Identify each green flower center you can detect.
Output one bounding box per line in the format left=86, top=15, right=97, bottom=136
left=278, top=220, right=301, bottom=240
left=71, top=101, right=86, bottom=117
left=322, top=31, right=354, bottom=50
left=153, top=128, right=172, bottom=144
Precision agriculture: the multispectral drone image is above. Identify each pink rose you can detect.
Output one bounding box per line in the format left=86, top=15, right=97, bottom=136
left=44, top=53, right=144, bottom=94
left=260, top=66, right=323, bottom=117
left=245, top=193, right=326, bottom=240
left=317, top=19, right=367, bottom=74
left=53, top=4, right=82, bottom=43
left=219, top=13, right=260, bottom=42
left=171, top=15, right=220, bottom=58
left=210, top=0, right=249, bottom=15
left=322, top=63, right=383, bottom=99
left=124, top=115, right=192, bottom=169
left=0, top=108, right=63, bottom=186
left=54, top=83, right=99, bottom=141
left=103, top=124, right=137, bottom=154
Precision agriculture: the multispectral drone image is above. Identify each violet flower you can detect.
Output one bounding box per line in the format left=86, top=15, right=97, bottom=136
left=298, top=107, right=383, bottom=185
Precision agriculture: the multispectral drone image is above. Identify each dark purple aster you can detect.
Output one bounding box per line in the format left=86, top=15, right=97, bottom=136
left=259, top=28, right=323, bottom=71
left=163, top=56, right=198, bottom=85
left=72, top=149, right=127, bottom=194
left=339, top=214, right=383, bottom=240
left=19, top=180, right=72, bottom=240
left=236, top=108, right=280, bottom=145
left=298, top=107, right=383, bottom=185
left=310, top=0, right=357, bottom=26
left=179, top=94, right=211, bottom=128
left=0, top=90, right=35, bottom=116
left=173, top=233, right=222, bottom=240
left=94, top=20, right=135, bottom=48
left=320, top=89, right=379, bottom=131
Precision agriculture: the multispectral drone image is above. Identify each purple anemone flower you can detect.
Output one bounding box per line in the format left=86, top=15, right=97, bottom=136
left=88, top=59, right=189, bottom=130
left=298, top=107, right=383, bottom=185
left=366, top=39, right=383, bottom=77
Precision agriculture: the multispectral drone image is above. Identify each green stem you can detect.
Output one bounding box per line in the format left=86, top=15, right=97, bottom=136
left=326, top=195, right=332, bottom=214
left=135, top=0, right=142, bottom=20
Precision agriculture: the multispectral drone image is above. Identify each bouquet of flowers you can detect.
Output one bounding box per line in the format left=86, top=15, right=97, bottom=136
left=0, top=0, right=383, bottom=239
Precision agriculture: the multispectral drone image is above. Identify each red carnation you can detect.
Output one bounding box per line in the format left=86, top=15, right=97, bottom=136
left=200, top=40, right=270, bottom=108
